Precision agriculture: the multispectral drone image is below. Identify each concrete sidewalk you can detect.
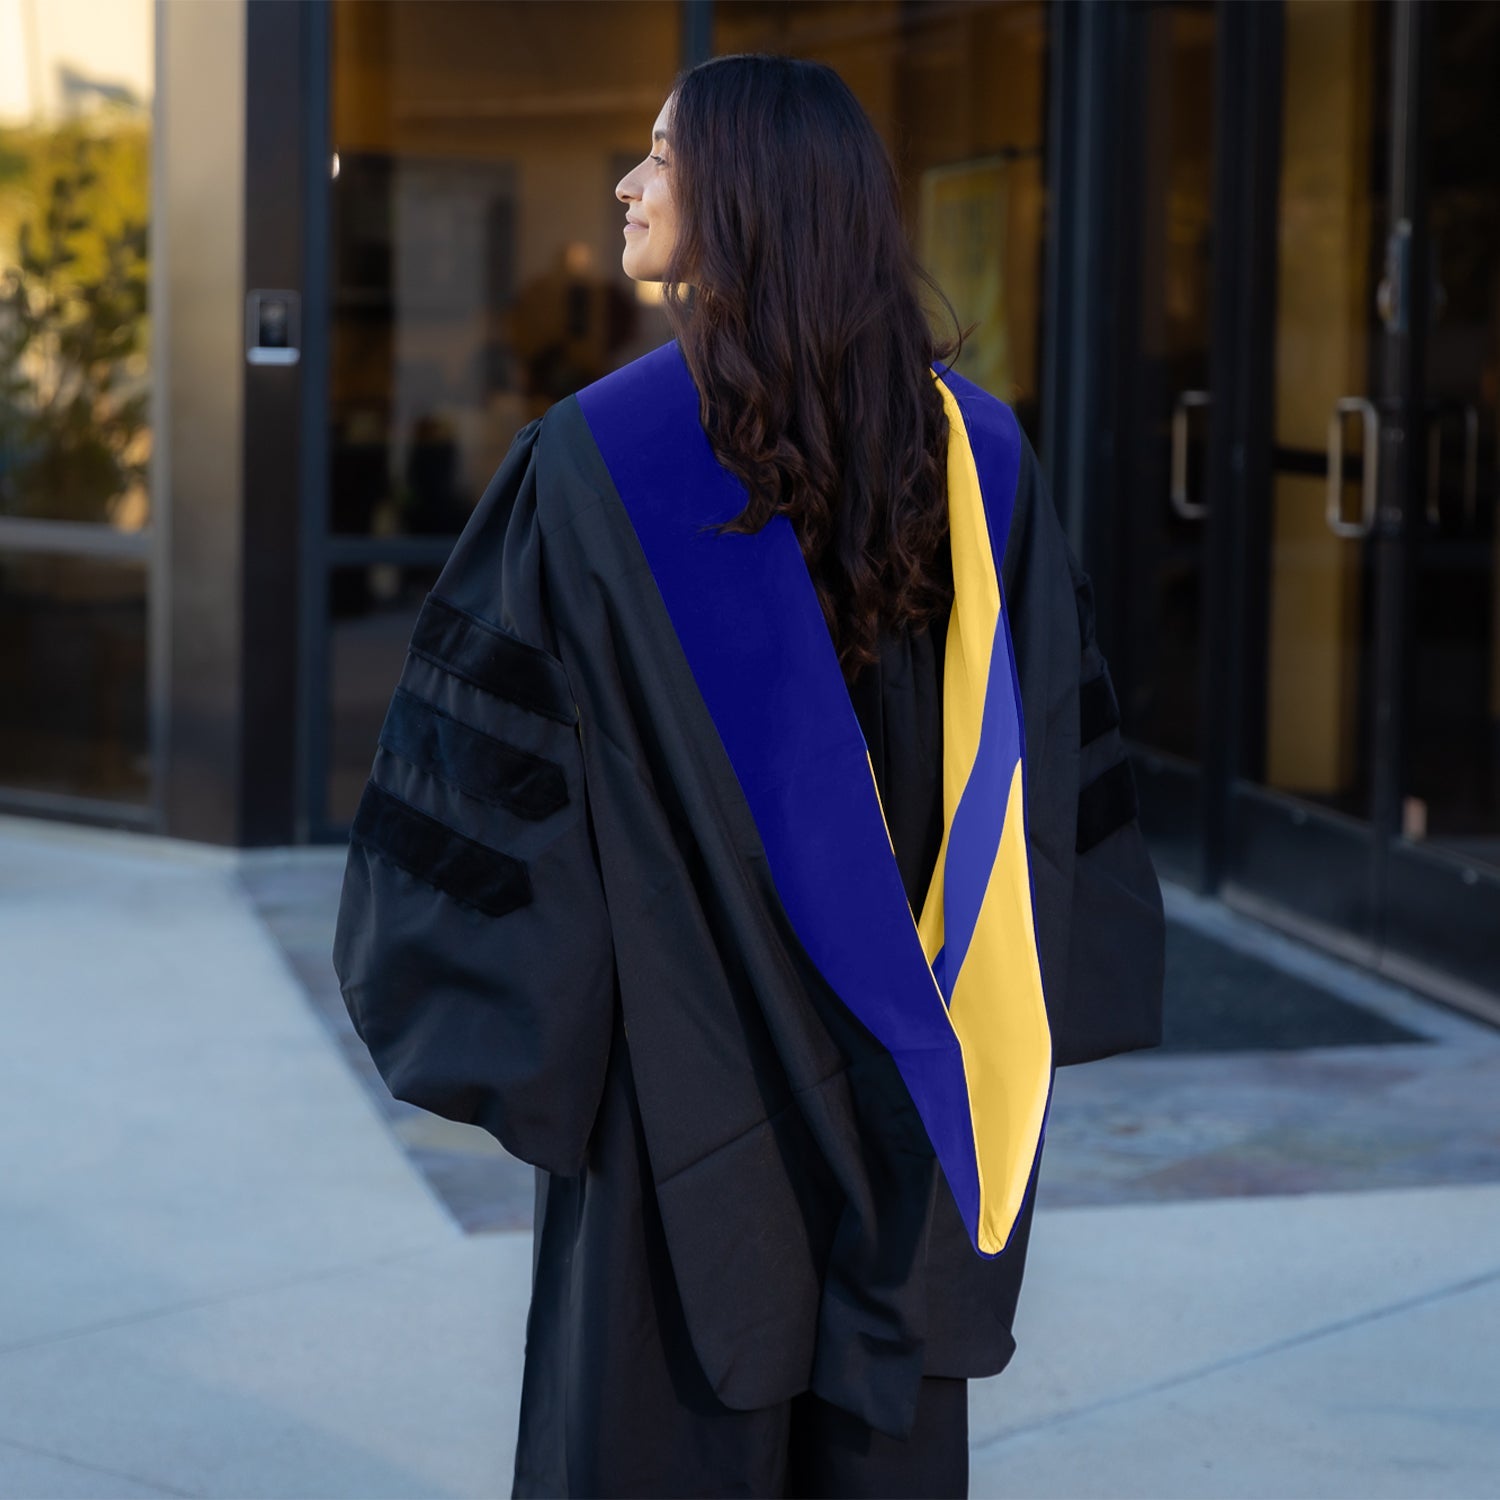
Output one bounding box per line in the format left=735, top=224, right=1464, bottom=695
left=2, top=814, right=1497, bottom=1499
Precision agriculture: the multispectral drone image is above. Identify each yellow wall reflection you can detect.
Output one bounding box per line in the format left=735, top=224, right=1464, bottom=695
left=1265, top=0, right=1373, bottom=797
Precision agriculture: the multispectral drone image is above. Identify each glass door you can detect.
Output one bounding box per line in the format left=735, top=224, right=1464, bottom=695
left=1220, top=0, right=1498, bottom=1009
left=1224, top=0, right=1391, bottom=946
left=1108, top=0, right=1218, bottom=885
left=1081, top=0, right=1493, bottom=1008
left=1382, top=0, right=1500, bottom=1000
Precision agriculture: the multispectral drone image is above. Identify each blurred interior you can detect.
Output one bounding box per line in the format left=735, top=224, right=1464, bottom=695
left=323, top=0, right=1049, bottom=823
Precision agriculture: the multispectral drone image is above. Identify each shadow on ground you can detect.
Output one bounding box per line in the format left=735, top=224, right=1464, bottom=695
left=240, top=852, right=1500, bottom=1231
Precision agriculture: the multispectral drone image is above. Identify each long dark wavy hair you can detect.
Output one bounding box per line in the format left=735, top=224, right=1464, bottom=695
left=661, top=54, right=962, bottom=678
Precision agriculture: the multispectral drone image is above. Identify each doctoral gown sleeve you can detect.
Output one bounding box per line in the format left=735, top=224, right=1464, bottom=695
left=1004, top=433, right=1166, bottom=1067
left=331, top=418, right=616, bottom=1175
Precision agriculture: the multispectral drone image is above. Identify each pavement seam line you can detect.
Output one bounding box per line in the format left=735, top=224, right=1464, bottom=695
left=971, top=1260, right=1500, bottom=1455
left=0, top=1238, right=452, bottom=1360
left=0, top=1430, right=200, bottom=1499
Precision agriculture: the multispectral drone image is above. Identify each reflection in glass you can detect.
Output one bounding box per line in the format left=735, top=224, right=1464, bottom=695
left=1403, top=0, right=1500, bottom=869
left=1113, top=2, right=1215, bottom=767
left=327, top=563, right=440, bottom=825
left=715, top=0, right=1049, bottom=437
left=1258, top=0, right=1380, bottom=817
left=0, top=551, right=148, bottom=801
left=0, top=0, right=153, bottom=527
left=328, top=0, right=678, bottom=541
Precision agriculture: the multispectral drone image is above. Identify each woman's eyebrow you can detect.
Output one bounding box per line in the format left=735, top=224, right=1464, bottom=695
left=653, top=129, right=671, bottom=145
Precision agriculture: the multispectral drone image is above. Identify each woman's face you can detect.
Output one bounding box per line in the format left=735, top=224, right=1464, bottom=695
left=615, top=96, right=677, bottom=282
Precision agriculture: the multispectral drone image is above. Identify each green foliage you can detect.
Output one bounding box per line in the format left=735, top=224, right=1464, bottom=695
left=0, top=115, right=151, bottom=524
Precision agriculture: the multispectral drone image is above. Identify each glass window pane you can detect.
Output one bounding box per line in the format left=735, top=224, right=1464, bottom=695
left=0, top=0, right=154, bottom=527
left=1402, top=0, right=1500, bottom=870
left=0, top=551, right=148, bottom=801
left=1257, top=0, right=1383, bottom=816
left=1112, top=3, right=1216, bottom=769
left=714, top=0, right=1049, bottom=437
left=327, top=0, right=678, bottom=540
left=327, top=562, right=440, bottom=825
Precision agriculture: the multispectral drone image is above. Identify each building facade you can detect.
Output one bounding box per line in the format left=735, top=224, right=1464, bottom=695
left=1, top=0, right=1496, bottom=1018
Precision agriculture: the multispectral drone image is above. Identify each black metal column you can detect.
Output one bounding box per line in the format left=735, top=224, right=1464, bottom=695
left=296, top=1, right=331, bottom=844
left=1369, top=0, right=1430, bottom=940
left=1040, top=0, right=1125, bottom=564
left=239, top=0, right=318, bottom=845
left=682, top=1, right=714, bottom=68
left=1198, top=0, right=1285, bottom=893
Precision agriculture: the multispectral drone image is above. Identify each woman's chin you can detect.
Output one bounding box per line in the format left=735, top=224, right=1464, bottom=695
left=623, top=248, right=664, bottom=284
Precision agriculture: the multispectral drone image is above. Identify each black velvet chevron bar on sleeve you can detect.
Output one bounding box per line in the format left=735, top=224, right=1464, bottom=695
left=1076, top=758, right=1141, bottom=855
left=348, top=781, right=534, bottom=918
left=409, top=595, right=579, bottom=724
left=1078, top=668, right=1122, bottom=749
left=379, top=687, right=569, bottom=822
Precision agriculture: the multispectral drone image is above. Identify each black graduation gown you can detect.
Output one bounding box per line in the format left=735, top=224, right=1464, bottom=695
left=332, top=353, right=1164, bottom=1497
left=510, top=608, right=1023, bottom=1499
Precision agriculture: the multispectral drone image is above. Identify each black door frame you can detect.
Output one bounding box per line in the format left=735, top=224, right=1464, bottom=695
left=1046, top=0, right=1248, bottom=892
left=296, top=0, right=333, bottom=844
left=1199, top=0, right=1284, bottom=896
left=1367, top=0, right=1429, bottom=945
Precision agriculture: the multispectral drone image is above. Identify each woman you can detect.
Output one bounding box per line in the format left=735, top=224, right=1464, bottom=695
left=333, top=54, right=1164, bottom=1500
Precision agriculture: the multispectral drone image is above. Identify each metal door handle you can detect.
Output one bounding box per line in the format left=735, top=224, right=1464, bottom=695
left=1326, top=396, right=1379, bottom=539
left=1170, top=390, right=1211, bottom=520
